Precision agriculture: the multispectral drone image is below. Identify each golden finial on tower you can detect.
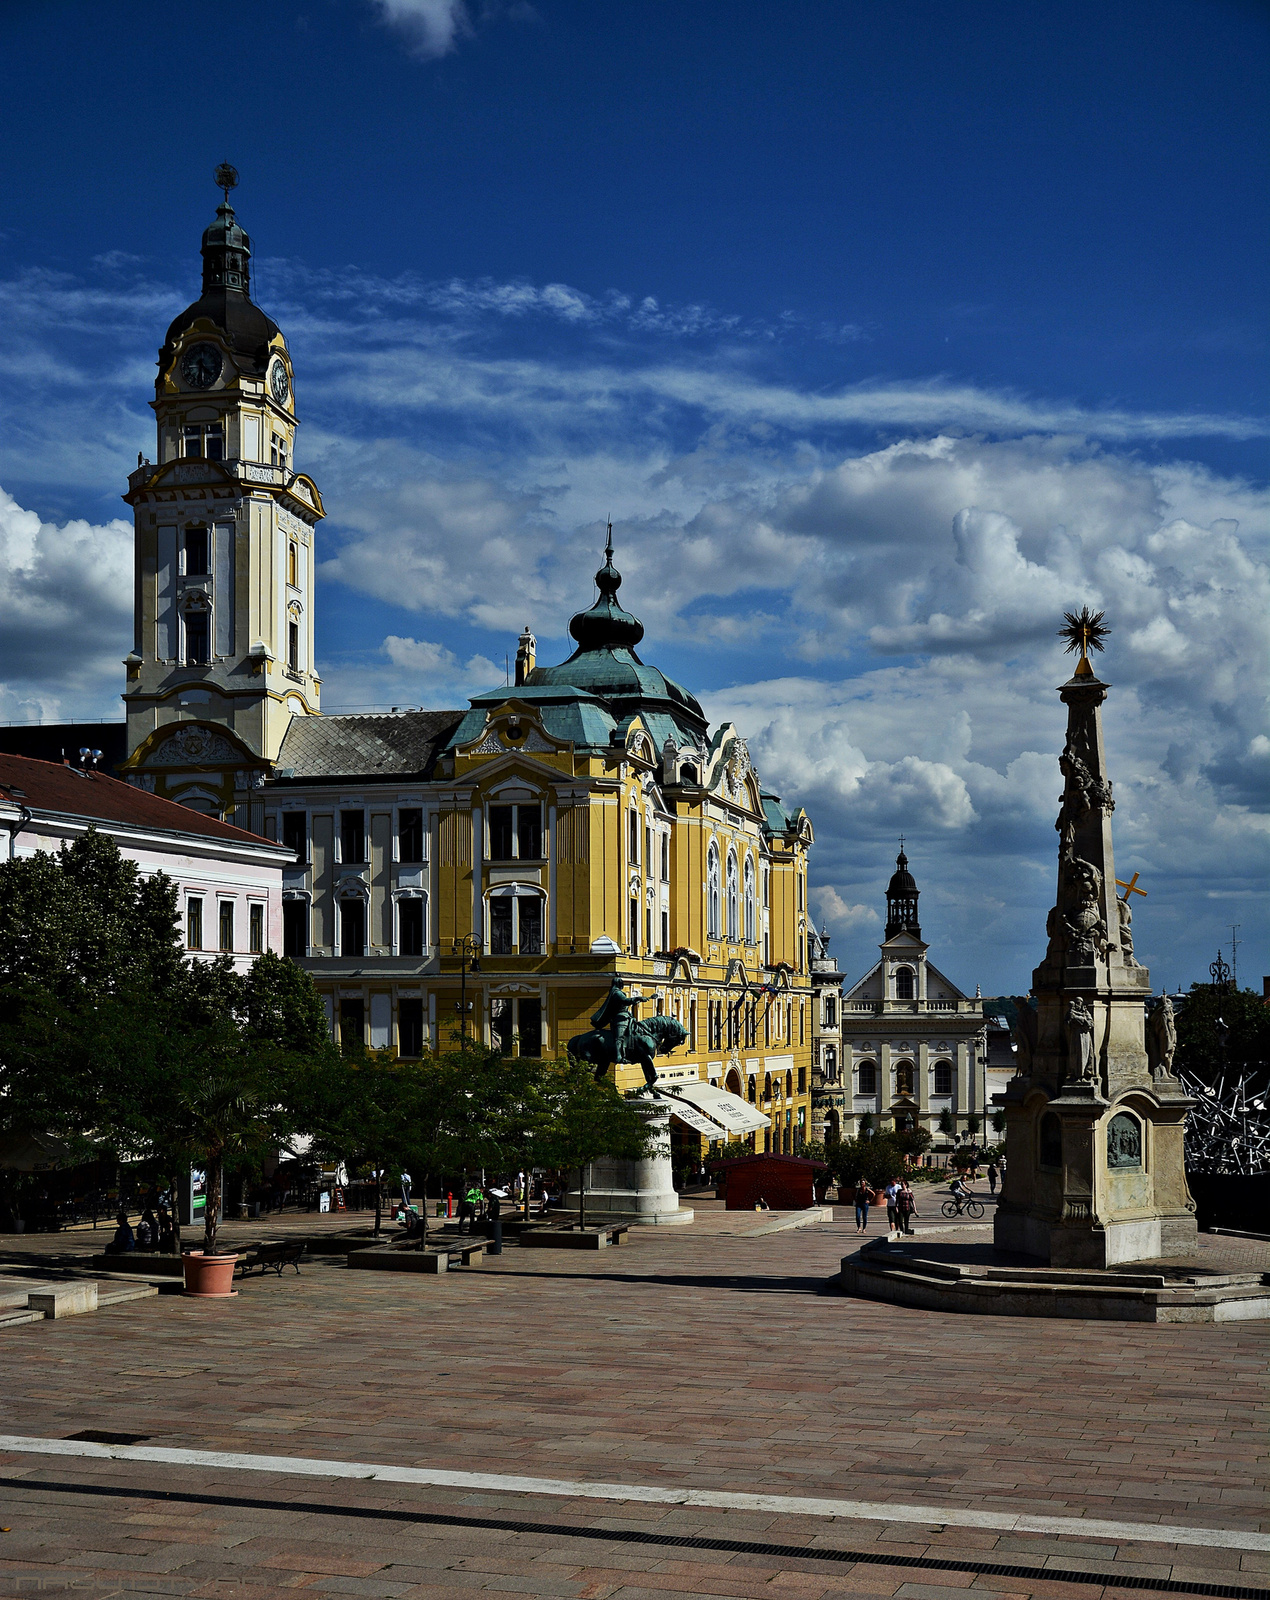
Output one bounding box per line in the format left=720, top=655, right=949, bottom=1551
left=1058, top=605, right=1110, bottom=677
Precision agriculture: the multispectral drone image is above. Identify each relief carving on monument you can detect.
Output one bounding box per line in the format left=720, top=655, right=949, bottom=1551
left=1106, top=1111, right=1142, bottom=1169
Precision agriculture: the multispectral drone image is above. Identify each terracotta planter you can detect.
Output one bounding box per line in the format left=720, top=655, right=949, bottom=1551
left=182, top=1250, right=238, bottom=1297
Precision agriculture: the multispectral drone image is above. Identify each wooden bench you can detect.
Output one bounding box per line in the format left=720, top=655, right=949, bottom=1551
left=238, top=1241, right=306, bottom=1278
left=518, top=1225, right=629, bottom=1250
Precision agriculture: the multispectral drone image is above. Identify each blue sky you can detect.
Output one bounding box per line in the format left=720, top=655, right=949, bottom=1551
left=0, top=0, right=1266, bottom=994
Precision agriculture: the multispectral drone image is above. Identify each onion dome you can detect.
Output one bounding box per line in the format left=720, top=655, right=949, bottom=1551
left=885, top=844, right=922, bottom=939
left=525, top=528, right=707, bottom=736
left=158, top=174, right=282, bottom=381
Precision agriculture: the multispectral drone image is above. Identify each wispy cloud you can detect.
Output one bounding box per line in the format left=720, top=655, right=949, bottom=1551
left=368, top=0, right=471, bottom=60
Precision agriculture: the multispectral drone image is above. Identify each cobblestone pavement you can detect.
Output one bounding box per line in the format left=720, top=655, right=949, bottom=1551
left=0, top=1211, right=1266, bottom=1600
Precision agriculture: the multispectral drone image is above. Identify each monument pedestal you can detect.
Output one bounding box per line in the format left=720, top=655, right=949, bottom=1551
left=567, top=1108, right=694, bottom=1226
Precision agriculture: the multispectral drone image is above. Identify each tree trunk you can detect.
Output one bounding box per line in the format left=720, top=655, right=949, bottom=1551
left=204, top=1156, right=222, bottom=1254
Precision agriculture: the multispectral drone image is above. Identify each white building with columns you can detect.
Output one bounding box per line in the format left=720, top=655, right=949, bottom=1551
left=841, top=847, right=986, bottom=1146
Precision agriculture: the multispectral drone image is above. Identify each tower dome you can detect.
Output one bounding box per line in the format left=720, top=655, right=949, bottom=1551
left=885, top=844, right=921, bottom=939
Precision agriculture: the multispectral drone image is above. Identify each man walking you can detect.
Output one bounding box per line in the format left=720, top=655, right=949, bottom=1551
left=884, top=1177, right=902, bottom=1236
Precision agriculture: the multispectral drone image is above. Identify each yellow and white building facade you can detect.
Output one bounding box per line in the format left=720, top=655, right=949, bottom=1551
left=118, top=189, right=819, bottom=1159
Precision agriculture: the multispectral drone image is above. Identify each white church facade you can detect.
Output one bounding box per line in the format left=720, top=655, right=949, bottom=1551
left=841, top=848, right=987, bottom=1145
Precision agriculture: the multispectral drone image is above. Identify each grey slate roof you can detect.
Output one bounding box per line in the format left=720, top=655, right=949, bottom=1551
left=272, top=711, right=463, bottom=784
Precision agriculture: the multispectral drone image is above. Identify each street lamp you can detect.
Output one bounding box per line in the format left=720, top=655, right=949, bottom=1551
left=452, top=935, right=482, bottom=1047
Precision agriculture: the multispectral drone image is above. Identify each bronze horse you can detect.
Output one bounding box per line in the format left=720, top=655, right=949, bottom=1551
left=568, top=1012, right=688, bottom=1088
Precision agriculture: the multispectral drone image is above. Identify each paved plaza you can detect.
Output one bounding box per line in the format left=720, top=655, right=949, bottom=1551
left=0, top=1202, right=1267, bottom=1600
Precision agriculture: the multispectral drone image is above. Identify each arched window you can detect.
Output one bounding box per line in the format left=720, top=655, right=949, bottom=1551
left=857, top=1060, right=877, bottom=1095
left=785, top=1069, right=794, bottom=1098
left=894, top=966, right=915, bottom=1000
left=726, top=850, right=740, bottom=941
left=706, top=841, right=721, bottom=939
left=743, top=856, right=756, bottom=943
left=895, top=1060, right=915, bottom=1096
left=933, top=1060, right=953, bottom=1096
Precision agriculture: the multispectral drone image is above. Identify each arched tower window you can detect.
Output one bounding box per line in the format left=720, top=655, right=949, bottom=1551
left=726, top=850, right=740, bottom=941
left=743, top=855, right=756, bottom=943
left=894, top=965, right=915, bottom=1000
left=706, top=841, right=721, bottom=939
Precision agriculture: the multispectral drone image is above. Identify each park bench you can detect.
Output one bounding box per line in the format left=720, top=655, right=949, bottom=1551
left=518, top=1224, right=628, bottom=1250
left=238, top=1241, right=305, bottom=1278
left=347, top=1238, right=485, bottom=1274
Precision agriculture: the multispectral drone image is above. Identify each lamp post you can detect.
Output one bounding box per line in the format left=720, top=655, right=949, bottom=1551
left=452, top=935, right=482, bottom=1047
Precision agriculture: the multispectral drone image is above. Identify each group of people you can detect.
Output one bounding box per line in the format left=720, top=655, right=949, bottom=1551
left=104, top=1204, right=174, bottom=1254
left=851, top=1177, right=919, bottom=1235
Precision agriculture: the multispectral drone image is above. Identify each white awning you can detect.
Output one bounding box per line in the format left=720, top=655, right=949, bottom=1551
left=651, top=1092, right=726, bottom=1138
left=671, top=1080, right=770, bottom=1135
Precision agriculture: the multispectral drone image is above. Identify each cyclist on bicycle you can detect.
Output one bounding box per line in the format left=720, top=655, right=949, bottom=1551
left=948, top=1174, right=973, bottom=1215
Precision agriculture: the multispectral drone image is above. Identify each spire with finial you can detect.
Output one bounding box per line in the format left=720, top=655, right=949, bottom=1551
left=885, top=840, right=921, bottom=940
left=566, top=522, right=645, bottom=655
left=201, top=162, right=252, bottom=298
left=1058, top=605, right=1110, bottom=679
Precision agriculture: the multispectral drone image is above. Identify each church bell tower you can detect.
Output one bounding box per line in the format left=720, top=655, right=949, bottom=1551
left=119, top=165, right=324, bottom=825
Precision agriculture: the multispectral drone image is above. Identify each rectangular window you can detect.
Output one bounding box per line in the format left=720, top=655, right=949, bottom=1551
left=629, top=898, right=639, bottom=955
left=763, top=930, right=770, bottom=967
left=282, top=899, right=307, bottom=957
left=644, top=824, right=652, bottom=870
left=249, top=902, right=264, bottom=955
left=205, top=429, right=224, bottom=462
left=398, top=997, right=424, bottom=1057
left=398, top=897, right=425, bottom=956
left=398, top=808, right=424, bottom=863
left=799, top=1001, right=805, bottom=1044
left=660, top=833, right=669, bottom=881
left=646, top=905, right=653, bottom=953
left=186, top=898, right=203, bottom=950
left=340, top=810, right=365, bottom=864
left=183, top=426, right=203, bottom=459
left=288, top=621, right=299, bottom=672
left=340, top=899, right=366, bottom=959
left=689, top=997, right=697, bottom=1048
left=825, top=997, right=836, bottom=1027
left=288, top=542, right=298, bottom=587
left=490, top=898, right=514, bottom=955
left=184, top=611, right=209, bottom=664
left=660, top=909, right=669, bottom=951
left=218, top=901, right=234, bottom=953
left=517, top=805, right=542, bottom=861
left=339, top=997, right=365, bottom=1053
left=797, top=1065, right=806, bottom=1093
left=281, top=812, right=307, bottom=863
left=629, top=810, right=640, bottom=863
left=518, top=998, right=542, bottom=1058
left=933, top=1061, right=953, bottom=1096
left=489, top=805, right=514, bottom=860
left=185, top=527, right=210, bottom=575
left=798, top=875, right=804, bottom=911
left=518, top=896, right=543, bottom=956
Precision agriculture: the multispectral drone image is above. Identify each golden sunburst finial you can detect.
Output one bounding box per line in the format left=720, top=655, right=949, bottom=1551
left=1058, top=605, right=1110, bottom=677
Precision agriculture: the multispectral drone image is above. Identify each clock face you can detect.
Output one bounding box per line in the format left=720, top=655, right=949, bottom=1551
left=270, top=358, right=290, bottom=405
left=181, top=342, right=222, bottom=389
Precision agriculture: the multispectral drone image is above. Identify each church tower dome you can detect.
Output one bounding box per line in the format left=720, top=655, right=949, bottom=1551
left=885, top=844, right=921, bottom=940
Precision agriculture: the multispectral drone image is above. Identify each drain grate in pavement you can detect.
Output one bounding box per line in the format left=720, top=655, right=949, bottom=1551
left=2, top=1477, right=1265, bottom=1600
left=63, top=1431, right=151, bottom=1446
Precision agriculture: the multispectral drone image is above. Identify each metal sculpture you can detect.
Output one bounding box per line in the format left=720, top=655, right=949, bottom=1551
left=567, top=977, right=689, bottom=1087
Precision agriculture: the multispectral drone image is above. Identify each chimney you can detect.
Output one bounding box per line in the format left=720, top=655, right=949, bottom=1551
left=514, top=624, right=536, bottom=687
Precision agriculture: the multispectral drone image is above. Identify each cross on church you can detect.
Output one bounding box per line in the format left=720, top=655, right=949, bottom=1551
left=898, top=833, right=905, bottom=852
left=1115, top=872, right=1147, bottom=901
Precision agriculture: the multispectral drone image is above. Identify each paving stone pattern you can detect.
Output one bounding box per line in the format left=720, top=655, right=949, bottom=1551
left=0, top=1208, right=1266, bottom=1599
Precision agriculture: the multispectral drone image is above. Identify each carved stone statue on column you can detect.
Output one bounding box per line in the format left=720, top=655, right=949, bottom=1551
left=1065, top=996, right=1097, bottom=1084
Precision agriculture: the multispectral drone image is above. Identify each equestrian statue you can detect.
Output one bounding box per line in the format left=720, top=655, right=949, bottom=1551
left=567, top=977, right=688, bottom=1088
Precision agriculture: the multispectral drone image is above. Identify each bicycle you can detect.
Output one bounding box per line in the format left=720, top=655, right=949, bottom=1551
left=941, top=1196, right=985, bottom=1219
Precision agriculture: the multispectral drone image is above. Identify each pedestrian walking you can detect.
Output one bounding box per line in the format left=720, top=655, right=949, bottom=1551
left=884, top=1178, right=902, bottom=1236
left=897, top=1180, right=918, bottom=1234
left=853, top=1178, right=875, bottom=1233
left=987, top=1161, right=999, bottom=1195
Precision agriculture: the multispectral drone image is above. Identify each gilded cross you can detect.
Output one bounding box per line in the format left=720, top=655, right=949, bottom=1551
left=1115, top=872, right=1147, bottom=901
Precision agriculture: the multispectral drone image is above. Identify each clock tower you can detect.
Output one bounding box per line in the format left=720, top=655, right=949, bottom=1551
left=120, top=167, right=324, bottom=828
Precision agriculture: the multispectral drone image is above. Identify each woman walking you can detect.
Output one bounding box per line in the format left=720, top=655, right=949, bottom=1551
left=897, top=1179, right=918, bottom=1235
left=853, top=1177, right=875, bottom=1234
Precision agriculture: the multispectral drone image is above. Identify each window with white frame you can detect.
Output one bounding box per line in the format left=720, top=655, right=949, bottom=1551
left=489, top=891, right=543, bottom=955
left=398, top=896, right=426, bottom=956
left=660, top=832, right=670, bottom=880
left=726, top=850, right=739, bottom=941
left=706, top=841, right=721, bottom=939
left=932, top=1059, right=953, bottom=1096
left=743, top=855, right=756, bottom=943
left=249, top=902, right=265, bottom=954
left=489, top=803, right=542, bottom=861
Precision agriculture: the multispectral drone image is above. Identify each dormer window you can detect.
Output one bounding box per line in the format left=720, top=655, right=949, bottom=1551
left=894, top=965, right=915, bottom=1000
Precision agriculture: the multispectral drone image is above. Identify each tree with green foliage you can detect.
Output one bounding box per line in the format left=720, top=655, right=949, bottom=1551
left=1175, top=983, right=1270, bottom=1092
left=938, top=1106, right=955, bottom=1136
left=536, top=1058, right=653, bottom=1226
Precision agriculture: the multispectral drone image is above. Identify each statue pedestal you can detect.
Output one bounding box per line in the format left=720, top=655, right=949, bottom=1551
left=567, top=1108, right=694, bottom=1226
